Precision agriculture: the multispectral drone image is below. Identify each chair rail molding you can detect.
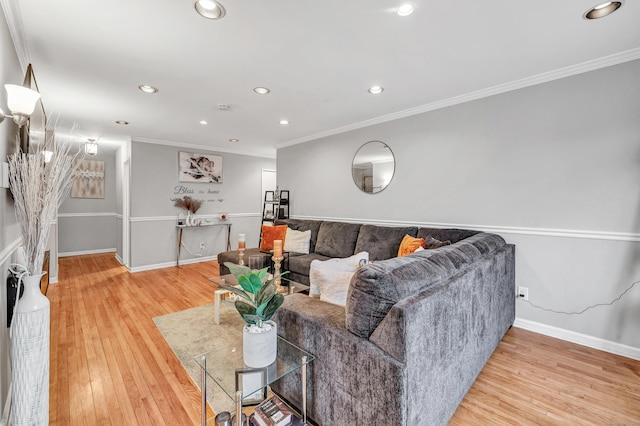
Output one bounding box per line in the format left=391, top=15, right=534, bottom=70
left=291, top=215, right=640, bottom=243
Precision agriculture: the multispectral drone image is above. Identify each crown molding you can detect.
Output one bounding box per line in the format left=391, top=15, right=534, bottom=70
left=134, top=137, right=276, bottom=159
left=277, top=48, right=640, bottom=149
left=0, top=0, right=30, bottom=70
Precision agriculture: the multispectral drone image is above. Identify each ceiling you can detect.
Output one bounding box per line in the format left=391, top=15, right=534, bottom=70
left=4, top=0, right=640, bottom=157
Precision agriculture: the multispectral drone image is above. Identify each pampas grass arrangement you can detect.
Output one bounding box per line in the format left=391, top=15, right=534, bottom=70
left=8, top=128, right=81, bottom=275
left=173, top=195, right=203, bottom=214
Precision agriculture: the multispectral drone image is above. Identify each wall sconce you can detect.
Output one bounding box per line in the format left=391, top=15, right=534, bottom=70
left=0, top=84, right=42, bottom=127
left=85, top=139, right=98, bottom=155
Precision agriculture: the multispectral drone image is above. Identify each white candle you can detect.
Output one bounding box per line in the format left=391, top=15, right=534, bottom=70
left=273, top=239, right=282, bottom=258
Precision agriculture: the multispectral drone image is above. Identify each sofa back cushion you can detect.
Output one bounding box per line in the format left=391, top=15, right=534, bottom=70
left=315, top=221, right=362, bottom=258
left=354, top=225, right=418, bottom=261
left=417, top=228, right=479, bottom=244
left=345, top=232, right=506, bottom=338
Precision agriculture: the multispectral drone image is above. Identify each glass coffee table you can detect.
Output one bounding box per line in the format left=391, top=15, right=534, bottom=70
left=209, top=275, right=309, bottom=325
left=193, top=335, right=315, bottom=426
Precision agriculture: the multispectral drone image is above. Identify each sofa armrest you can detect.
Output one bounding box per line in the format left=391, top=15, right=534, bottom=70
left=273, top=294, right=406, bottom=425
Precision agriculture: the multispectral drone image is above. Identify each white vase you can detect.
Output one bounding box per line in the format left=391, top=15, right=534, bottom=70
left=243, top=321, right=277, bottom=368
left=11, top=272, right=50, bottom=426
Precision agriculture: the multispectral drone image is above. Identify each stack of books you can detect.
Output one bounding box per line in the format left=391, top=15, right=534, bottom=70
left=249, top=395, right=304, bottom=426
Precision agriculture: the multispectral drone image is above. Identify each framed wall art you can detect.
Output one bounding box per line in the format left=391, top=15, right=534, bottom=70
left=71, top=159, right=105, bottom=199
left=179, top=151, right=222, bottom=183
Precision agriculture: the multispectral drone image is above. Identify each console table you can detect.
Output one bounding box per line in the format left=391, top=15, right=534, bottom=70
left=176, top=222, right=231, bottom=266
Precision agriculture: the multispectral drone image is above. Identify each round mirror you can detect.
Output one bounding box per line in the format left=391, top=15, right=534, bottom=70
left=352, top=141, right=395, bottom=194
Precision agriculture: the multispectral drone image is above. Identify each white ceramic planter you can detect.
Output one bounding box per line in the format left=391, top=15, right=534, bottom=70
left=243, top=320, right=277, bottom=368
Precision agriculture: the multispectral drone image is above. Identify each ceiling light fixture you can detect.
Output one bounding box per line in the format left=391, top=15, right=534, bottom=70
left=584, top=1, right=623, bottom=19
left=229, top=138, right=239, bottom=143
left=279, top=119, right=290, bottom=125
left=397, top=4, right=414, bottom=16
left=200, top=120, right=208, bottom=125
left=368, top=86, right=384, bottom=95
left=253, top=87, right=271, bottom=94
left=85, top=139, right=98, bottom=156
left=138, top=85, right=158, bottom=93
left=115, top=120, right=129, bottom=125
left=195, top=0, right=226, bottom=19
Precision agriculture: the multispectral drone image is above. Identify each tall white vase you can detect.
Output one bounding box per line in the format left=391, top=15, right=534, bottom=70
left=11, top=272, right=50, bottom=426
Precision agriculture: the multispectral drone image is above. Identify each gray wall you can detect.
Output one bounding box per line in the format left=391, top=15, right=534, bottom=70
left=129, top=141, right=276, bottom=270
left=58, top=152, right=117, bottom=255
left=0, top=9, right=26, bottom=416
left=277, top=59, right=640, bottom=353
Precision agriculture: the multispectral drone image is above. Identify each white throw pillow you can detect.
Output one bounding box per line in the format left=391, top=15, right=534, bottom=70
left=309, top=251, right=369, bottom=306
left=283, top=228, right=311, bottom=254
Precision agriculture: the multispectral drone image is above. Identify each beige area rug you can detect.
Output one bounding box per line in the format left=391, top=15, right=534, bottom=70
left=153, top=302, right=246, bottom=415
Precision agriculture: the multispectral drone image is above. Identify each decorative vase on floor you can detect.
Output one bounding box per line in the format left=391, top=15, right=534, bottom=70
left=11, top=272, right=50, bottom=426
left=243, top=320, right=277, bottom=368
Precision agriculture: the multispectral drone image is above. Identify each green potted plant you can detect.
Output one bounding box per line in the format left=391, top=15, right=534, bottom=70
left=219, top=262, right=287, bottom=367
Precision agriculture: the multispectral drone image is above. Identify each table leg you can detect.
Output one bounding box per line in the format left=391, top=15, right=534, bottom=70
left=236, top=390, right=242, bottom=426
left=302, top=355, right=308, bottom=425
left=177, top=227, right=184, bottom=267
left=214, top=289, right=224, bottom=325
left=201, top=355, right=207, bottom=426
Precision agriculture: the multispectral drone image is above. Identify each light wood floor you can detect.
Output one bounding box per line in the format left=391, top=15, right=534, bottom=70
left=48, top=253, right=640, bottom=425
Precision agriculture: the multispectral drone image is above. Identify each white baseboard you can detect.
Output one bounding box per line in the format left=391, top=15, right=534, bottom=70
left=49, top=275, right=58, bottom=284
left=129, top=254, right=219, bottom=273
left=115, top=253, right=125, bottom=266
left=514, top=318, right=640, bottom=360
left=58, top=248, right=116, bottom=257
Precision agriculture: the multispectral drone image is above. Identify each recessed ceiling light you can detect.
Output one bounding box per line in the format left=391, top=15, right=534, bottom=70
left=254, top=87, right=271, bottom=94
left=115, top=120, right=129, bottom=125
left=397, top=4, right=414, bottom=16
left=200, top=120, right=208, bottom=125
left=194, top=0, right=226, bottom=19
left=368, top=86, right=384, bottom=95
left=229, top=138, right=239, bottom=143
left=138, top=85, right=158, bottom=93
left=279, top=119, right=290, bottom=125
left=584, top=1, right=623, bottom=19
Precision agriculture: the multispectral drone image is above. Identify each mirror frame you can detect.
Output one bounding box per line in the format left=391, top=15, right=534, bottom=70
left=351, top=141, right=395, bottom=194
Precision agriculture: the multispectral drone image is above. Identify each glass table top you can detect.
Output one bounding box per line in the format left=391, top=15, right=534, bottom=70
left=193, top=335, right=315, bottom=403
left=209, top=275, right=310, bottom=295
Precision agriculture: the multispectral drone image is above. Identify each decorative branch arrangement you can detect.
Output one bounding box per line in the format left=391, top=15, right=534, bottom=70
left=173, top=195, right=203, bottom=214
left=8, top=127, right=82, bottom=274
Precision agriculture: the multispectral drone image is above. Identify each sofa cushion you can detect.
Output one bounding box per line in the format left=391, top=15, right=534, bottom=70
left=345, top=233, right=506, bottom=338
left=397, top=234, right=425, bottom=257
left=417, top=228, right=479, bottom=244
left=288, top=252, right=331, bottom=278
left=424, top=235, right=451, bottom=249
left=309, top=251, right=369, bottom=301
left=260, top=225, right=288, bottom=251
left=284, top=228, right=311, bottom=254
left=315, top=221, right=362, bottom=258
left=354, top=225, right=418, bottom=261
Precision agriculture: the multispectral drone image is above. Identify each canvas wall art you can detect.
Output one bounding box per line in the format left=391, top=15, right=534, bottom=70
left=72, top=159, right=105, bottom=199
left=179, top=152, right=222, bottom=183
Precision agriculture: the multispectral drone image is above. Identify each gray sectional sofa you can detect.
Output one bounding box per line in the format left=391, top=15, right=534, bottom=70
left=217, top=218, right=478, bottom=284
left=217, top=219, right=516, bottom=425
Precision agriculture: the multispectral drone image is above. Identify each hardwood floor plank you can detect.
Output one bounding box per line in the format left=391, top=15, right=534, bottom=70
left=48, top=253, right=640, bottom=425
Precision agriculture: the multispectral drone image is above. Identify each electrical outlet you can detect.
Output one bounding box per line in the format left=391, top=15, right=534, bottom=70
left=518, top=286, right=529, bottom=301
left=200, top=241, right=206, bottom=250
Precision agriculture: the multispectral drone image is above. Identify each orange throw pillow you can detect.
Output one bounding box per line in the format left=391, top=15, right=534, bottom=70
left=259, top=225, right=288, bottom=251
left=397, top=234, right=426, bottom=257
